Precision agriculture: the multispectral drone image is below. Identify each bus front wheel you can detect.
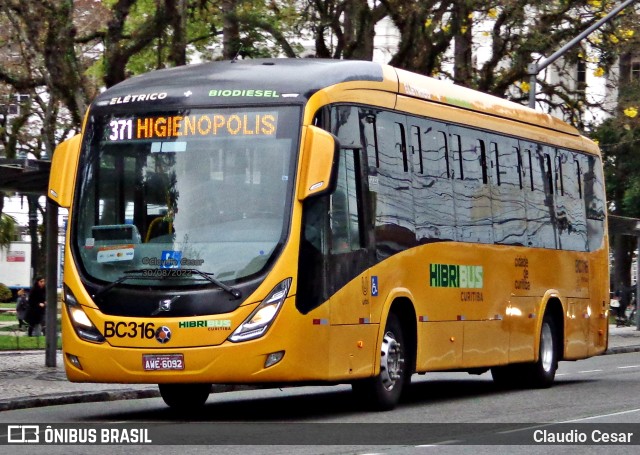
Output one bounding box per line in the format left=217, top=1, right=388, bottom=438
left=158, top=383, right=211, bottom=410
left=352, top=313, right=407, bottom=411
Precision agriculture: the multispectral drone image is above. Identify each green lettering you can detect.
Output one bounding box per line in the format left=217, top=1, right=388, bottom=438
left=449, top=265, right=458, bottom=287
left=430, top=264, right=439, bottom=287
left=441, top=265, right=449, bottom=287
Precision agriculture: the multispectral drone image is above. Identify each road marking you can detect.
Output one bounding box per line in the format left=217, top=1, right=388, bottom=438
left=617, top=365, right=640, bottom=369
left=577, top=369, right=602, bottom=373
left=416, top=440, right=461, bottom=446
left=497, top=423, right=552, bottom=435
left=561, top=408, right=640, bottom=422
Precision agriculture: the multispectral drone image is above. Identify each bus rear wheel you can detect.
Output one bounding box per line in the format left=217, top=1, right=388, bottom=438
left=525, top=315, right=558, bottom=388
left=158, top=383, right=211, bottom=410
left=352, top=313, right=407, bottom=411
left=490, top=314, right=558, bottom=388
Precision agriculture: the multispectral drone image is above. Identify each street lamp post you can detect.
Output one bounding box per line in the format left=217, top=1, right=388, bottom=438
left=528, top=0, right=639, bottom=109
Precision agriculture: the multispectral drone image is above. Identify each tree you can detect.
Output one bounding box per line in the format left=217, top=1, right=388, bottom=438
left=593, top=76, right=640, bottom=290
left=0, top=212, right=16, bottom=251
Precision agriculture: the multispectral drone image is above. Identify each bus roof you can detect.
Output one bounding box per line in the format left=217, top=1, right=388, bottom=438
left=93, top=59, right=387, bottom=109
left=93, top=58, right=579, bottom=137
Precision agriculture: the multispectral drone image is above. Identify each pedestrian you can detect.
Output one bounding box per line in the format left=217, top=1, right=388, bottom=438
left=618, top=284, right=633, bottom=327
left=15, top=288, right=28, bottom=330
left=26, top=276, right=46, bottom=337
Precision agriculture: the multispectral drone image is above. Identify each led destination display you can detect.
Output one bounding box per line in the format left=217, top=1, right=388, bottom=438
left=107, top=111, right=278, bottom=142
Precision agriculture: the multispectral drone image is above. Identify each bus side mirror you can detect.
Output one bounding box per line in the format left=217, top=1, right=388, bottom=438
left=48, top=134, right=82, bottom=208
left=297, top=125, right=339, bottom=200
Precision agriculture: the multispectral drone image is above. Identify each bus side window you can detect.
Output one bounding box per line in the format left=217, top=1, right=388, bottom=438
left=525, top=148, right=534, bottom=191
left=423, top=128, right=449, bottom=179
left=525, top=145, right=557, bottom=249
left=491, top=138, right=527, bottom=246
left=360, top=110, right=379, bottom=169
left=449, top=126, right=492, bottom=244
left=410, top=125, right=424, bottom=174
left=397, top=123, right=409, bottom=172
left=555, top=150, right=587, bottom=251
left=583, top=154, right=606, bottom=251
left=413, top=119, right=455, bottom=243
left=330, top=149, right=363, bottom=254
left=544, top=152, right=554, bottom=195
left=491, top=142, right=501, bottom=186
left=576, top=159, right=583, bottom=199
left=478, top=139, right=488, bottom=184
left=331, top=105, right=361, bottom=148
left=372, top=111, right=417, bottom=257
left=556, top=151, right=565, bottom=196
left=515, top=147, right=524, bottom=190
left=450, top=133, right=463, bottom=180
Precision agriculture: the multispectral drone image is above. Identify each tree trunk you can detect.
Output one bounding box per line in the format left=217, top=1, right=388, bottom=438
left=222, top=0, right=241, bottom=60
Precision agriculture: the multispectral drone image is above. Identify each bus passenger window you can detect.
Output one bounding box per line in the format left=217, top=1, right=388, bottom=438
left=360, top=111, right=379, bottom=169
left=331, top=106, right=361, bottom=148
left=515, top=147, right=524, bottom=189
left=491, top=142, right=501, bottom=186
left=544, top=153, right=554, bottom=195
left=526, top=149, right=534, bottom=191
left=330, top=149, right=362, bottom=254
left=396, top=123, right=408, bottom=173
left=423, top=129, right=449, bottom=179
left=478, top=139, right=488, bottom=184
left=556, top=153, right=565, bottom=196
left=576, top=160, right=583, bottom=198
left=450, top=134, right=463, bottom=180
left=411, top=125, right=424, bottom=174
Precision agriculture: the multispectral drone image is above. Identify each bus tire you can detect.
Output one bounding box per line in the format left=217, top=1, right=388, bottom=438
left=525, top=314, right=558, bottom=388
left=352, top=313, right=407, bottom=411
left=491, top=314, right=558, bottom=388
left=490, top=364, right=519, bottom=388
left=158, top=383, right=211, bottom=410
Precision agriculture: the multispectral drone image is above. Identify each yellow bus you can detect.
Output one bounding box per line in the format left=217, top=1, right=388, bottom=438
left=49, top=59, right=608, bottom=411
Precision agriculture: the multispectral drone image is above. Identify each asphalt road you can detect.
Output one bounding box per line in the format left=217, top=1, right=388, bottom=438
left=1, top=352, right=639, bottom=454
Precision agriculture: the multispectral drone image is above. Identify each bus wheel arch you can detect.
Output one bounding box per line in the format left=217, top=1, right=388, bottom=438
left=352, top=298, right=416, bottom=411
left=491, top=297, right=564, bottom=389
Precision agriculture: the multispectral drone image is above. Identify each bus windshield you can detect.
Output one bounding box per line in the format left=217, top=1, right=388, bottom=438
left=73, top=106, right=300, bottom=287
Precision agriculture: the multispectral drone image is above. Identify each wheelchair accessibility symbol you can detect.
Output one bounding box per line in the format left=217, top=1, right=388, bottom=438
left=371, top=276, right=379, bottom=296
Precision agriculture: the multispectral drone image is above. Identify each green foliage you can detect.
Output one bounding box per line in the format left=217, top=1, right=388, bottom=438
left=0, top=213, right=16, bottom=250
left=592, top=77, right=640, bottom=217
left=0, top=284, right=11, bottom=302
left=0, top=335, right=61, bottom=351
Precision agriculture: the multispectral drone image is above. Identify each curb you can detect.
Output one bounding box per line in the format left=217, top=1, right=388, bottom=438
left=604, top=345, right=640, bottom=355
left=0, top=389, right=160, bottom=412
left=0, top=384, right=260, bottom=413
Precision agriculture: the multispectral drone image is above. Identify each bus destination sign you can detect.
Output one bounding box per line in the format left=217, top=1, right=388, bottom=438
left=107, top=112, right=278, bottom=142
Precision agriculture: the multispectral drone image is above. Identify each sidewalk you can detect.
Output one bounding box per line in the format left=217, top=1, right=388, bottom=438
left=0, top=324, right=639, bottom=412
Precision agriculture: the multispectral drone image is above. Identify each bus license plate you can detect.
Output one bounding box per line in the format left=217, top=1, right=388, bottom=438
left=143, top=354, right=184, bottom=371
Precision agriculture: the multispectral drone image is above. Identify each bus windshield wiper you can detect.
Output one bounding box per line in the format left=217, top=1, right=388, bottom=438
left=183, top=269, right=242, bottom=299
left=92, top=268, right=241, bottom=300
left=92, top=269, right=154, bottom=300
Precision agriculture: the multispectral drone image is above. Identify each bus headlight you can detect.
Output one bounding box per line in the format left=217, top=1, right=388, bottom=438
left=229, top=278, right=292, bottom=342
left=64, top=286, right=105, bottom=343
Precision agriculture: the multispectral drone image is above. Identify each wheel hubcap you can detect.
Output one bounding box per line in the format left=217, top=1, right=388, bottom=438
left=540, top=323, right=554, bottom=372
left=380, top=330, right=404, bottom=391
